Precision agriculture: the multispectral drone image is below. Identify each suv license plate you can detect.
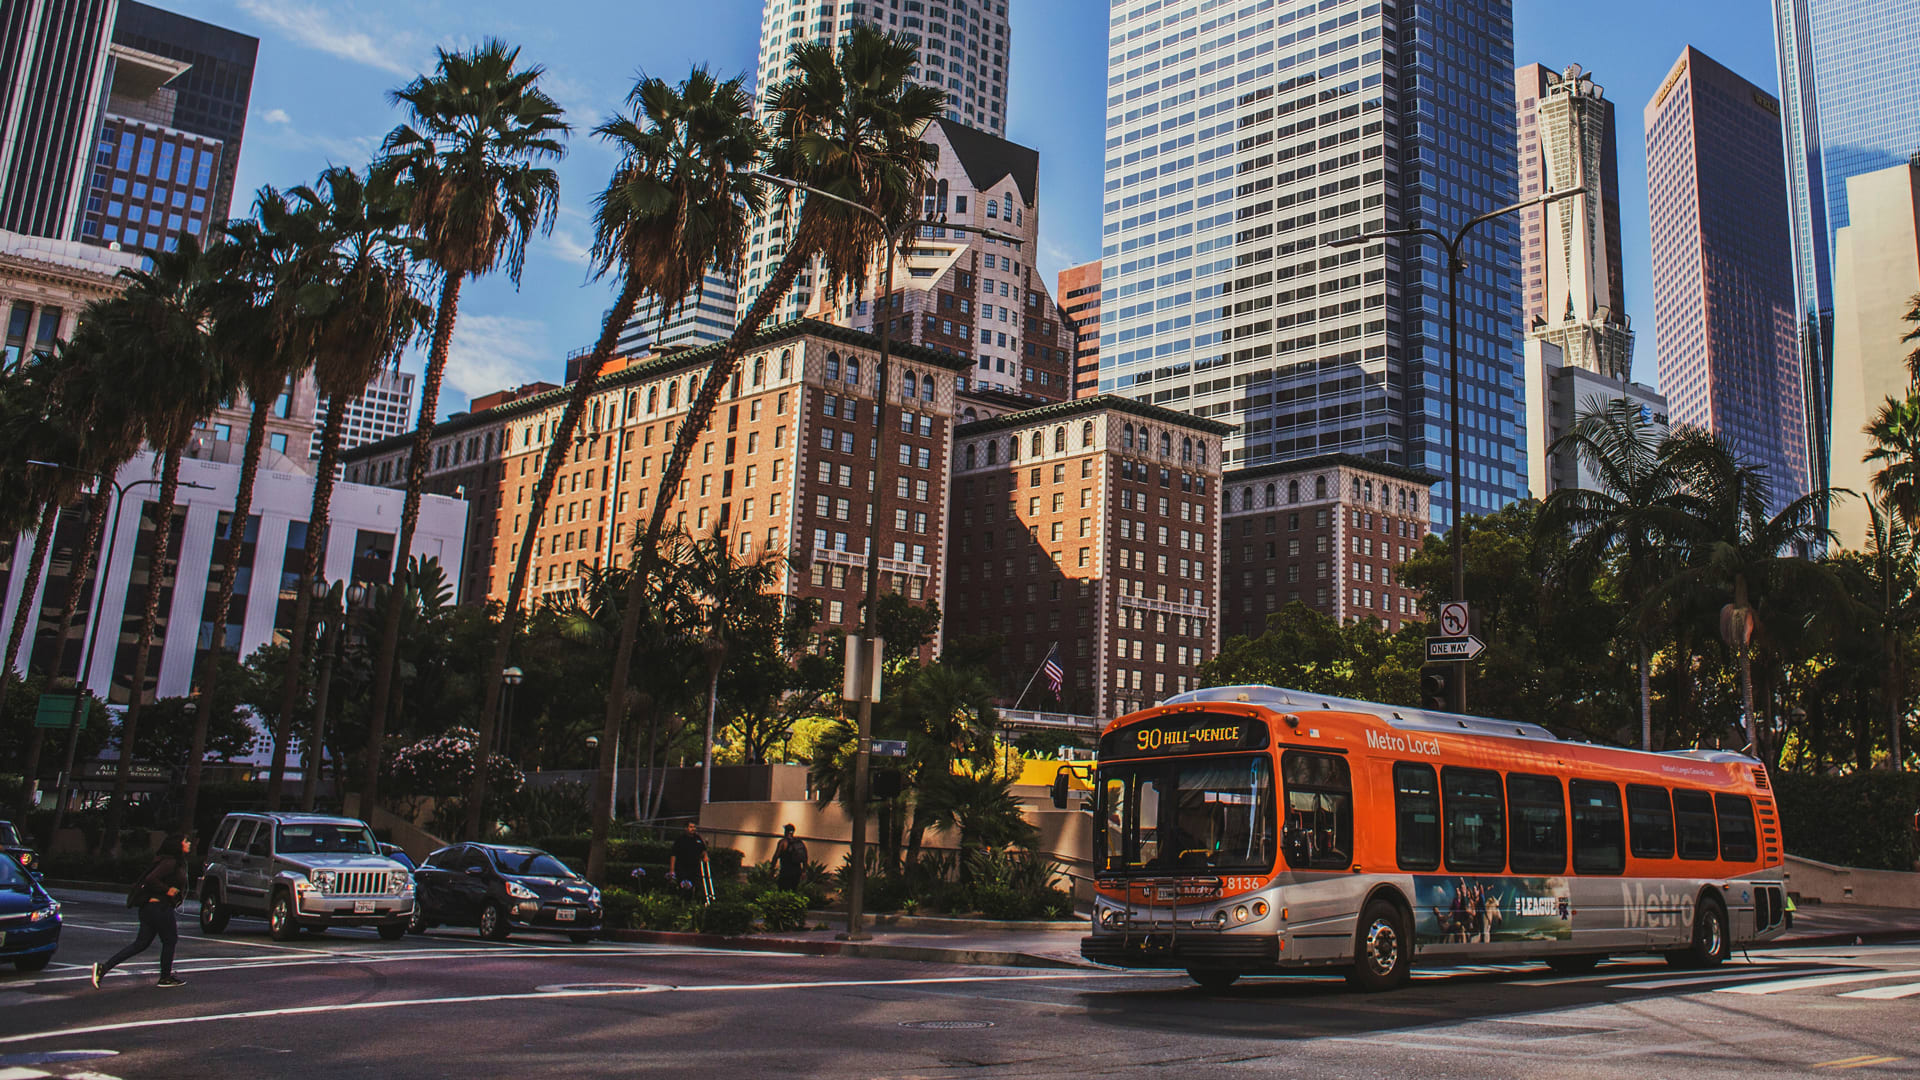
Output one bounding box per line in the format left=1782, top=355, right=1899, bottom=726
left=353, top=899, right=376, bottom=914
left=555, top=908, right=576, bottom=922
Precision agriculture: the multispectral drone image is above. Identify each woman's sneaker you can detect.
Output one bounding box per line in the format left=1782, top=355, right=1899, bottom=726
left=156, top=975, right=186, bottom=988
left=90, top=963, right=103, bottom=989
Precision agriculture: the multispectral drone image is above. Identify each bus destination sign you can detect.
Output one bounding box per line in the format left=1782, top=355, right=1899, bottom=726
left=1101, top=713, right=1268, bottom=759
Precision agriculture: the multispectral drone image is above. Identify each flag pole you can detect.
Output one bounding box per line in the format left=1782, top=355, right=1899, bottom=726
left=1011, top=640, right=1059, bottom=711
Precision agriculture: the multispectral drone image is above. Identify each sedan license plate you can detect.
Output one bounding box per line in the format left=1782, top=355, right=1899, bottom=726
left=353, top=899, right=375, bottom=914
left=555, top=908, right=576, bottom=922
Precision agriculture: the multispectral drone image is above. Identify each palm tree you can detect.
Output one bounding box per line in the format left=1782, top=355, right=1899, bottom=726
left=1861, top=501, right=1917, bottom=769
left=467, top=67, right=764, bottom=840
left=265, top=167, right=428, bottom=809
left=1865, top=392, right=1920, bottom=531
left=1655, top=430, right=1842, bottom=756
left=93, top=236, right=235, bottom=852
left=365, top=38, right=568, bottom=817
left=589, top=25, right=942, bottom=880
left=1541, top=397, right=1687, bottom=749
left=182, top=189, right=318, bottom=827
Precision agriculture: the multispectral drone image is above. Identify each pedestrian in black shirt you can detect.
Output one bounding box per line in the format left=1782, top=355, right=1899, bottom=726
left=773, top=824, right=808, bottom=892
left=668, top=822, right=708, bottom=895
left=94, top=833, right=190, bottom=988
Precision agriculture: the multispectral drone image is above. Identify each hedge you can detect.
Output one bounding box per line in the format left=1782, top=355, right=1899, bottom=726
left=1773, top=771, right=1920, bottom=872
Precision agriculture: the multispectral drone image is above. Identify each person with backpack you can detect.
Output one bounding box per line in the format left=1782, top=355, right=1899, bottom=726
left=773, top=824, right=808, bottom=893
left=93, top=833, right=190, bottom=988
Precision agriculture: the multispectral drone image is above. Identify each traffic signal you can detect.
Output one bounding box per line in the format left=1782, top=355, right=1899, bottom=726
left=1420, top=667, right=1452, bottom=711
left=869, top=767, right=903, bottom=801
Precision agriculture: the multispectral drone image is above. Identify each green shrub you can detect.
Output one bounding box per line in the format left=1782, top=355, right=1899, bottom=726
left=754, top=889, right=809, bottom=932
left=634, top=892, right=693, bottom=931
left=1774, top=771, right=1920, bottom=871
left=694, top=900, right=757, bottom=936
left=600, top=887, right=643, bottom=930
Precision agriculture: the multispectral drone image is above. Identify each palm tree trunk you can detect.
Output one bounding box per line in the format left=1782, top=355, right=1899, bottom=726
left=104, top=451, right=183, bottom=856
left=465, top=278, right=645, bottom=842
left=268, top=400, right=348, bottom=808
left=701, top=648, right=723, bottom=806
left=1638, top=639, right=1652, bottom=751
left=1, top=504, right=59, bottom=712
left=366, top=271, right=462, bottom=817
left=588, top=240, right=813, bottom=882
left=181, top=396, right=270, bottom=831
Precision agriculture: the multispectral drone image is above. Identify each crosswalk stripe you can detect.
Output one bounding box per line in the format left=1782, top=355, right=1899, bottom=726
left=1716, top=969, right=1920, bottom=995
left=1607, top=967, right=1849, bottom=990
left=1838, top=982, right=1920, bottom=1001
left=1814, top=1056, right=1904, bottom=1070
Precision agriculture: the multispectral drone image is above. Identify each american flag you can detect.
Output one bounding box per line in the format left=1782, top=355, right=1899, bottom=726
left=1042, top=645, right=1063, bottom=696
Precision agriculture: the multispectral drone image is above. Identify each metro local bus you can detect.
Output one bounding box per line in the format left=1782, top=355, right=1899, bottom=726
left=1059, top=685, right=1787, bottom=991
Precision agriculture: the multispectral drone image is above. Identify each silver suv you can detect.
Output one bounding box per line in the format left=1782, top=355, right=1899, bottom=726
left=198, top=813, right=415, bottom=941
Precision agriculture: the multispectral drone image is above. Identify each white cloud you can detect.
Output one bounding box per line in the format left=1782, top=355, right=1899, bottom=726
left=262, top=108, right=291, bottom=125
left=438, top=313, right=549, bottom=416
left=237, top=0, right=418, bottom=77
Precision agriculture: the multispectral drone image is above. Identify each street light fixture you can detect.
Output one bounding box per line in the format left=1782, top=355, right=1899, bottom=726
left=28, top=461, right=212, bottom=834
left=743, top=170, right=1023, bottom=942
left=498, top=666, right=524, bottom=759
left=1327, top=186, right=1586, bottom=713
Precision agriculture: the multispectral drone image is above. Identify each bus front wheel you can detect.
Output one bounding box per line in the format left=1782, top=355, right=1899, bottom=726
left=1187, top=967, right=1241, bottom=990
left=1347, top=897, right=1412, bottom=992
left=1667, top=897, right=1730, bottom=969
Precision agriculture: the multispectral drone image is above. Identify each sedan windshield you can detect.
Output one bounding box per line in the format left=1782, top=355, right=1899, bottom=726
left=0, top=823, right=21, bottom=846
left=0, top=856, right=29, bottom=889
left=276, top=823, right=379, bottom=855
left=489, top=849, right=577, bottom=879
left=1096, top=755, right=1277, bottom=874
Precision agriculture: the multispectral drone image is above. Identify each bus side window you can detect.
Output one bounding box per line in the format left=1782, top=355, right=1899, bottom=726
left=1507, top=773, right=1566, bottom=875
left=1715, top=793, right=1758, bottom=863
left=1569, top=779, right=1625, bottom=875
left=1281, top=751, right=1352, bottom=871
left=1625, top=784, right=1675, bottom=859
left=1441, top=767, right=1506, bottom=873
left=1673, top=789, right=1719, bottom=860
left=1393, top=762, right=1440, bottom=872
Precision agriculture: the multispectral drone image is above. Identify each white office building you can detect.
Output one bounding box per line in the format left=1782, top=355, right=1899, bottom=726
left=1, top=450, right=466, bottom=704
left=312, top=368, right=416, bottom=464
left=614, top=267, right=739, bottom=357
left=1522, top=337, right=1667, bottom=500
left=1097, top=0, right=1526, bottom=530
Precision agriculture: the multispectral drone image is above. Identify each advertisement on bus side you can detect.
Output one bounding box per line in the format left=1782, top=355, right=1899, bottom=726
left=1412, top=875, right=1572, bottom=944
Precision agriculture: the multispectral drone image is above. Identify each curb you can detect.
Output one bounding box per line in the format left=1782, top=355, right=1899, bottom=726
left=1771, top=928, right=1920, bottom=948
left=604, top=927, right=1088, bottom=970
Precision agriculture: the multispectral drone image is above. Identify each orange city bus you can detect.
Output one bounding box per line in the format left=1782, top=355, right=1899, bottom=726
left=1060, top=685, right=1787, bottom=991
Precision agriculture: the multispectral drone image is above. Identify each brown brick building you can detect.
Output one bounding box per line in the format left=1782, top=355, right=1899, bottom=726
left=1219, top=454, right=1437, bottom=640
left=1057, top=259, right=1101, bottom=399
left=947, top=396, right=1232, bottom=717
left=343, top=321, right=968, bottom=641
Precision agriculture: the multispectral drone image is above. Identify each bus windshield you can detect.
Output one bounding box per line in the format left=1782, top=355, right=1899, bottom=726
left=1096, top=755, right=1276, bottom=875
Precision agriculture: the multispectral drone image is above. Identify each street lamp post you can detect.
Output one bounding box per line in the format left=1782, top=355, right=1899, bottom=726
left=29, top=464, right=211, bottom=837
left=744, top=171, right=1020, bottom=941
left=303, top=581, right=371, bottom=812
left=1330, top=187, right=1585, bottom=712
left=498, top=666, right=524, bottom=759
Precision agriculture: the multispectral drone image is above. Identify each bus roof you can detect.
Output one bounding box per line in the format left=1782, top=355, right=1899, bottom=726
left=1155, top=685, right=1763, bottom=768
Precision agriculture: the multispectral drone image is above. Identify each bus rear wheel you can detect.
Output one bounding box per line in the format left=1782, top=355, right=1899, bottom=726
left=1187, top=967, right=1241, bottom=991
left=1347, top=896, right=1412, bottom=992
left=1667, top=897, right=1729, bottom=969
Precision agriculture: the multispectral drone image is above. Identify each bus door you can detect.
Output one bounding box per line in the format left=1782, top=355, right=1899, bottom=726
left=1278, top=750, right=1359, bottom=960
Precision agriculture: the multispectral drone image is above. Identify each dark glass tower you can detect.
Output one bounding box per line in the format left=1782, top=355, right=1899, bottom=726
left=0, top=0, right=118, bottom=238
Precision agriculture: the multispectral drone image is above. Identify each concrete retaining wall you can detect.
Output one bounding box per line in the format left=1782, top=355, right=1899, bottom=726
left=1784, top=855, right=1920, bottom=907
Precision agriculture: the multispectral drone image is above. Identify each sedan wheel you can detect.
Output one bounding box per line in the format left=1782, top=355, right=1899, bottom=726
left=409, top=905, right=430, bottom=935
left=479, top=901, right=511, bottom=941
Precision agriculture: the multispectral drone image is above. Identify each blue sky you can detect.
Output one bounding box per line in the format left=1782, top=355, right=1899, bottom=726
left=167, top=0, right=1783, bottom=416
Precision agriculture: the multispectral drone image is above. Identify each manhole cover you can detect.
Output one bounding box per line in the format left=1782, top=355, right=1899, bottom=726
left=898, top=1020, right=995, bottom=1031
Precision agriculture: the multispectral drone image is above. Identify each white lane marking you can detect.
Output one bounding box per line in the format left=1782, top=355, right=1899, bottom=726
left=0, top=971, right=1153, bottom=1046
left=59, top=925, right=346, bottom=958
left=0, top=1069, right=51, bottom=1079
left=1607, top=968, right=1854, bottom=990
left=1716, top=968, right=1920, bottom=995
left=1838, top=981, right=1920, bottom=1000
left=7, top=947, right=726, bottom=990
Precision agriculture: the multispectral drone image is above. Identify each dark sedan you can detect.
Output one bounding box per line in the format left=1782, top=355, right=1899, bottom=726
left=0, top=852, right=60, bottom=971
left=0, top=821, right=40, bottom=878
left=410, top=843, right=602, bottom=943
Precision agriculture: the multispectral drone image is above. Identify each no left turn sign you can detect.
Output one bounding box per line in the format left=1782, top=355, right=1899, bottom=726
left=1439, top=602, right=1470, bottom=637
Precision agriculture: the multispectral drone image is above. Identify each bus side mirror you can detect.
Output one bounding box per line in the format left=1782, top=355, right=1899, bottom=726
left=1050, top=769, right=1071, bottom=810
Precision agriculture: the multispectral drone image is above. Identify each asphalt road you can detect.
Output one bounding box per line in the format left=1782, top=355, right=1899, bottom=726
left=1, top=892, right=1916, bottom=1078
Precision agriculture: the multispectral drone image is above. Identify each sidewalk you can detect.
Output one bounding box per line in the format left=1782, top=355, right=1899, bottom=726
left=1777, top=903, right=1920, bottom=947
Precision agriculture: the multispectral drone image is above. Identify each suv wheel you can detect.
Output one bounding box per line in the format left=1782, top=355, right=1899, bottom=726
left=269, top=890, right=300, bottom=942
left=199, top=886, right=229, bottom=934
left=478, top=901, right=511, bottom=941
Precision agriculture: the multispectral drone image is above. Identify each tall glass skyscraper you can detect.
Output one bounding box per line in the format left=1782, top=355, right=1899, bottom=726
left=1097, top=0, right=1524, bottom=529
left=1773, top=0, right=1920, bottom=492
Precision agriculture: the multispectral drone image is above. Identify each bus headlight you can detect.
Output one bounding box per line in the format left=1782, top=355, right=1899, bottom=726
left=1233, top=905, right=1250, bottom=923
left=1251, top=900, right=1269, bottom=919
